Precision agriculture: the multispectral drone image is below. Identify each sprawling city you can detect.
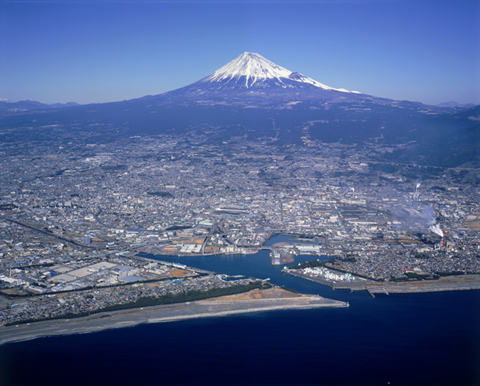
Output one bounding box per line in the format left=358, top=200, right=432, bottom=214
left=1, top=127, right=479, bottom=330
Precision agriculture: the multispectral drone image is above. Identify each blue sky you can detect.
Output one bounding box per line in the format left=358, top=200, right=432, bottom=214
left=1, top=0, right=479, bottom=105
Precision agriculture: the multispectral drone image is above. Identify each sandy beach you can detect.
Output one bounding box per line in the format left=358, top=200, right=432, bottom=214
left=0, top=289, right=348, bottom=346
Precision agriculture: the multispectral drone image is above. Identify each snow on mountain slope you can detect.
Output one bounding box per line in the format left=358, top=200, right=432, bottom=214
left=200, top=52, right=360, bottom=93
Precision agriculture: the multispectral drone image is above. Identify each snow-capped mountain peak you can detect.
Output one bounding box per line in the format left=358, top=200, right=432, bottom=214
left=203, top=52, right=291, bottom=86
left=201, top=52, right=359, bottom=93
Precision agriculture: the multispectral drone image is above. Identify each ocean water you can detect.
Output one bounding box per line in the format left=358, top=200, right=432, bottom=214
left=1, top=236, right=479, bottom=386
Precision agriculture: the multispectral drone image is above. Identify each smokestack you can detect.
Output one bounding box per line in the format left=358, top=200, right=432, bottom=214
left=440, top=237, right=444, bottom=249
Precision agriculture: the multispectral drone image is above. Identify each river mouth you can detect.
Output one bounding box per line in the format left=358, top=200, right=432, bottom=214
left=139, top=234, right=350, bottom=301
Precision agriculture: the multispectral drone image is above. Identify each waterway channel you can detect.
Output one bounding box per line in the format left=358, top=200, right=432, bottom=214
left=140, top=234, right=368, bottom=304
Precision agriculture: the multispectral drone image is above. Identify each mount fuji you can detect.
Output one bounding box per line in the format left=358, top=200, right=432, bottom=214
left=141, top=52, right=387, bottom=107
left=197, top=52, right=358, bottom=93
left=1, top=52, right=478, bottom=167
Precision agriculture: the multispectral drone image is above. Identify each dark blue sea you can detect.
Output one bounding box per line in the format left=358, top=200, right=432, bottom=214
left=1, top=236, right=479, bottom=386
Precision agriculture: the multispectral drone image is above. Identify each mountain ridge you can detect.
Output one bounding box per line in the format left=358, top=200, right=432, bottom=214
left=0, top=100, right=79, bottom=115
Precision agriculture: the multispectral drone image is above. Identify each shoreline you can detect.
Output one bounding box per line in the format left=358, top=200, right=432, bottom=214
left=0, top=292, right=348, bottom=346
left=286, top=270, right=480, bottom=294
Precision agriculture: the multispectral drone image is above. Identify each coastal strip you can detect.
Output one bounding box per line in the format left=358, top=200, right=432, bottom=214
left=286, top=270, right=480, bottom=294
left=0, top=291, right=348, bottom=346
left=148, top=296, right=347, bottom=323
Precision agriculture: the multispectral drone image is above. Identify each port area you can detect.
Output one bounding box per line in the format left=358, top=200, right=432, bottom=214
left=270, top=246, right=295, bottom=265
left=286, top=269, right=480, bottom=294
left=0, top=288, right=348, bottom=346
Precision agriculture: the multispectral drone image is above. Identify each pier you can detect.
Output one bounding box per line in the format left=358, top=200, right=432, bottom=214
left=366, top=288, right=375, bottom=298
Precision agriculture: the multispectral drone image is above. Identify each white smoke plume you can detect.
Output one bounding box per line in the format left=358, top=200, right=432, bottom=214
left=429, top=223, right=443, bottom=237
